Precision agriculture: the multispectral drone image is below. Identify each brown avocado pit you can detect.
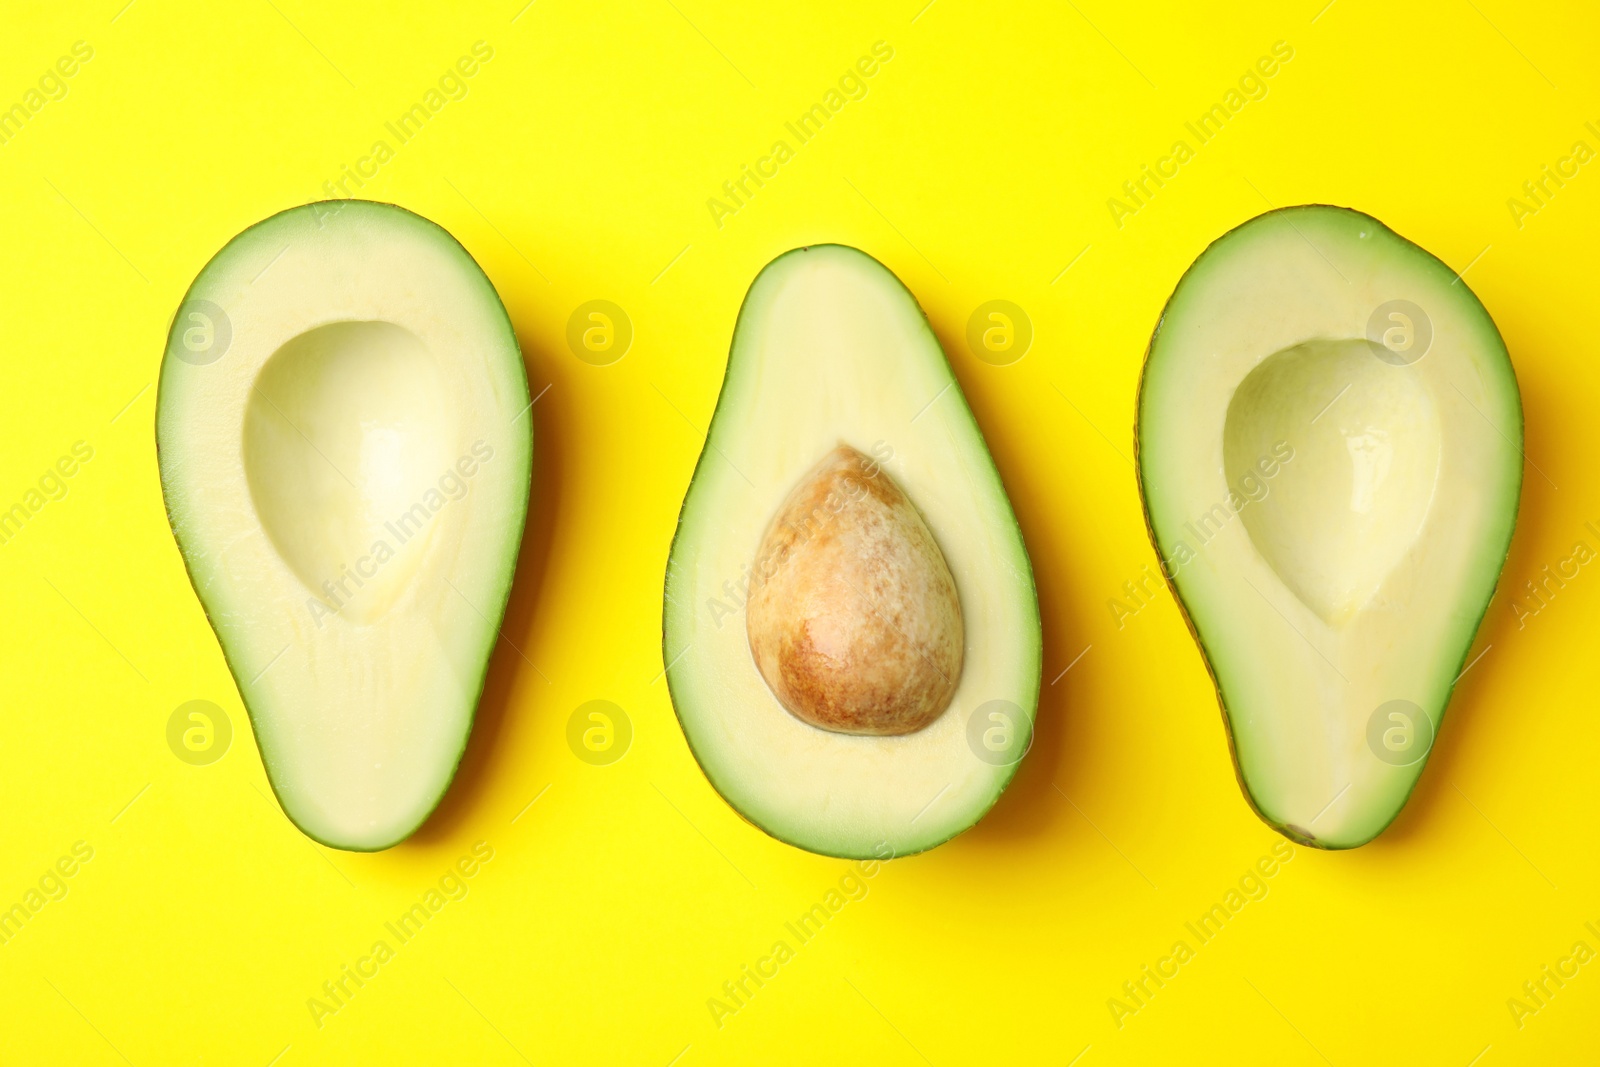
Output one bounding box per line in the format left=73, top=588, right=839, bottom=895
left=745, top=443, right=963, bottom=736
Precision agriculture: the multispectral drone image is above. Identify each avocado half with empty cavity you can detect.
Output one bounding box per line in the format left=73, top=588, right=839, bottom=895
left=663, top=245, right=1041, bottom=859
left=1137, top=205, right=1522, bottom=849
left=157, top=200, right=532, bottom=851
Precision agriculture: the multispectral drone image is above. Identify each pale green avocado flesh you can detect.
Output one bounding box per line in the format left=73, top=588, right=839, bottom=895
left=663, top=245, right=1042, bottom=859
left=1138, top=205, right=1522, bottom=849
left=157, top=200, right=532, bottom=851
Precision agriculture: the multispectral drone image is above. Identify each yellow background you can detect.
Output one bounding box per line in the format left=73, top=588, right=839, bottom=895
left=2, top=0, right=1597, bottom=1063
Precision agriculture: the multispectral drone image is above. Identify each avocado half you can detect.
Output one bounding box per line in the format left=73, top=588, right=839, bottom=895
left=663, top=245, right=1042, bottom=859
left=157, top=200, right=532, bottom=851
left=1137, top=205, right=1522, bottom=849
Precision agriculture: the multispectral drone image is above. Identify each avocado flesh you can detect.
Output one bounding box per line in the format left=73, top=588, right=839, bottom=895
left=1137, top=205, right=1522, bottom=849
left=663, top=245, right=1041, bottom=859
left=157, top=201, right=532, bottom=851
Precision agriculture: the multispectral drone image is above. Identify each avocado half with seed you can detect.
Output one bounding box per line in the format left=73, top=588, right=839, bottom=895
left=157, top=200, right=532, bottom=851
left=663, top=245, right=1042, bottom=859
left=1136, top=205, right=1522, bottom=849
